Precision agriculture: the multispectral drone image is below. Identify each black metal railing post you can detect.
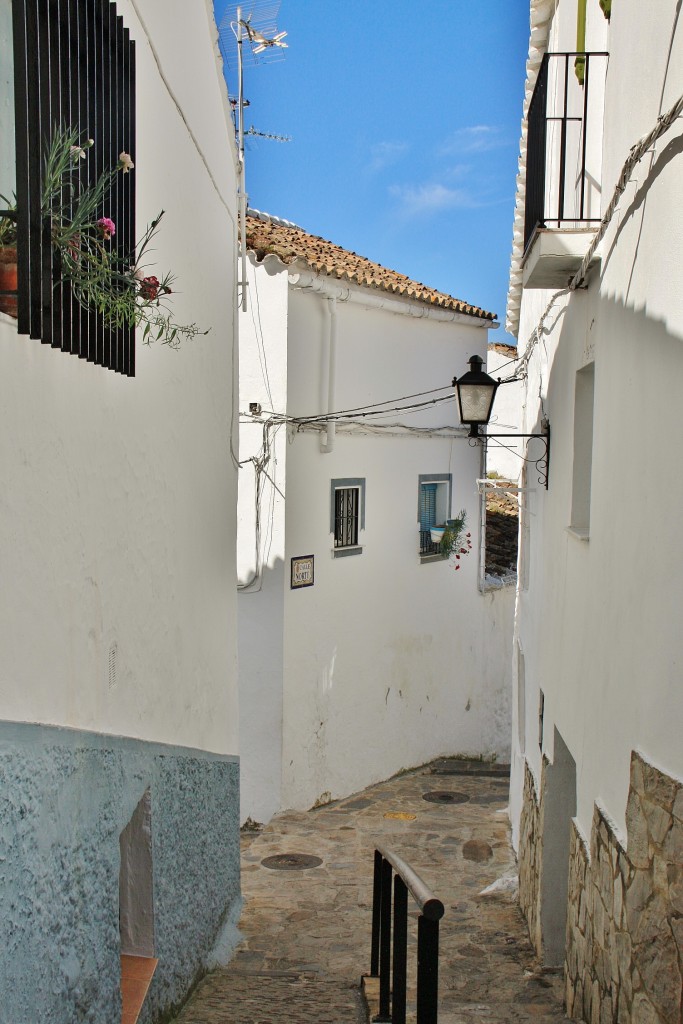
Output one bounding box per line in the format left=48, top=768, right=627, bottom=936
left=392, top=876, right=408, bottom=1024
left=371, top=848, right=382, bottom=977
left=417, top=916, right=440, bottom=1024
left=368, top=846, right=445, bottom=1024
left=376, top=857, right=393, bottom=1022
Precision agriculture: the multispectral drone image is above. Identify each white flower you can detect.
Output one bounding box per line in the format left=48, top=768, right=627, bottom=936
left=70, top=145, right=87, bottom=161
left=118, top=152, right=134, bottom=174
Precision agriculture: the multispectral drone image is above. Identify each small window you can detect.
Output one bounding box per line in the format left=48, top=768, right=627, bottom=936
left=330, top=478, right=365, bottom=556
left=418, top=473, right=452, bottom=557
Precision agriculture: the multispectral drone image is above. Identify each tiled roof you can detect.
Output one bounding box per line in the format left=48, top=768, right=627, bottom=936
left=245, top=211, right=496, bottom=322
left=488, top=342, right=518, bottom=356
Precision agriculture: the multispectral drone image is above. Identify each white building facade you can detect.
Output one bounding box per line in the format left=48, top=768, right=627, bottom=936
left=0, top=1, right=241, bottom=1020
left=238, top=213, right=515, bottom=826
left=507, top=3, right=683, bottom=1023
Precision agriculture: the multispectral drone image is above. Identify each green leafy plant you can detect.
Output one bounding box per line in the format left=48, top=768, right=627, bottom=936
left=42, top=125, right=207, bottom=348
left=440, top=510, right=473, bottom=571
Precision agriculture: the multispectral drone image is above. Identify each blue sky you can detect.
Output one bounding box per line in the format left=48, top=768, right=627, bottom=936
left=215, top=2, right=529, bottom=346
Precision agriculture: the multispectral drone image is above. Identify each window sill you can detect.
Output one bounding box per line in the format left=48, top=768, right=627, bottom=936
left=566, top=525, right=590, bottom=542
left=333, top=546, right=363, bottom=558
left=419, top=553, right=447, bottom=565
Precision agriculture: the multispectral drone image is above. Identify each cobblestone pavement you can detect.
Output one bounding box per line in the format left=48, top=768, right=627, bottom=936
left=173, top=764, right=568, bottom=1024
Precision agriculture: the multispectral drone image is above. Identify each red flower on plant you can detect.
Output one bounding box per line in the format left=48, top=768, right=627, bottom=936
left=139, top=275, right=160, bottom=300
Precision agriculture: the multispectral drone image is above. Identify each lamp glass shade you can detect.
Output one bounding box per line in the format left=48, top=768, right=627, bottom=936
left=457, top=382, right=497, bottom=425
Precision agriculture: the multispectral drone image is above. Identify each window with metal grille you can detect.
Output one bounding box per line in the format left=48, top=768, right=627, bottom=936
left=330, top=477, right=365, bottom=556
left=335, top=487, right=359, bottom=547
left=9, top=0, right=136, bottom=374
left=418, top=474, right=451, bottom=557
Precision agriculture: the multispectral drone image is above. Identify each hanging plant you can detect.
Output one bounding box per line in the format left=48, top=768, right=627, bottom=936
left=41, top=126, right=207, bottom=348
left=440, top=510, right=473, bottom=571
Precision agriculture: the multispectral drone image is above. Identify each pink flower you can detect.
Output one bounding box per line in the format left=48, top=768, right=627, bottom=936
left=97, top=217, right=116, bottom=240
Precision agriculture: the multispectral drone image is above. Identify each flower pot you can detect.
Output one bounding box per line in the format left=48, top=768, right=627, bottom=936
left=0, top=247, right=18, bottom=318
left=430, top=526, right=445, bottom=544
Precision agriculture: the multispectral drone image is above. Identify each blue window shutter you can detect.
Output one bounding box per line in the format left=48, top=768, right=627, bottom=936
left=419, top=483, right=437, bottom=530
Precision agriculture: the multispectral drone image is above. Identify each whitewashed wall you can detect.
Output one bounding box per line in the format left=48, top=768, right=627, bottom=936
left=237, top=258, right=289, bottom=824
left=237, top=266, right=515, bottom=819
left=0, top=0, right=240, bottom=756
left=509, top=0, right=683, bottom=846
left=486, top=345, right=524, bottom=481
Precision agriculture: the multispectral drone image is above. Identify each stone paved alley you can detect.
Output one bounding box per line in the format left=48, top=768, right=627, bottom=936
left=173, top=763, right=568, bottom=1024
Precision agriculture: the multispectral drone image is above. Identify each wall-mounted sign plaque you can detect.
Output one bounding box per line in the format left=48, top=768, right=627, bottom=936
left=291, top=555, right=314, bottom=589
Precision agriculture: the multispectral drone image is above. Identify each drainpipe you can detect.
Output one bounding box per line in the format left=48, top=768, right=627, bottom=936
left=320, top=296, right=337, bottom=453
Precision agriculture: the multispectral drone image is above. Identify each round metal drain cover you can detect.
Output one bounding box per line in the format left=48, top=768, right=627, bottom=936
left=261, top=853, right=323, bottom=870
left=422, top=791, right=470, bottom=805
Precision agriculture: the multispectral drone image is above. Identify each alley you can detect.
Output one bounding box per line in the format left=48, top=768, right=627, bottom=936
left=173, top=762, right=568, bottom=1024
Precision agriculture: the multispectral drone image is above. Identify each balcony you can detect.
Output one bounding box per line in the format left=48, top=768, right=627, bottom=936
left=523, top=52, right=608, bottom=289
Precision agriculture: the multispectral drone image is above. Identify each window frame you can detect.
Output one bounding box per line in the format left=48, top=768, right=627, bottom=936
left=418, top=473, right=452, bottom=561
left=330, top=477, right=365, bottom=557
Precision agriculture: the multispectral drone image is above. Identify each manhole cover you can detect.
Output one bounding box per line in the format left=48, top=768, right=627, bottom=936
left=422, top=791, right=469, bottom=805
left=261, top=853, right=323, bottom=870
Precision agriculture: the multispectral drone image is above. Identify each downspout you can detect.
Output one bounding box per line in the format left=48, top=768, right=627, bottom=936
left=320, top=296, right=337, bottom=453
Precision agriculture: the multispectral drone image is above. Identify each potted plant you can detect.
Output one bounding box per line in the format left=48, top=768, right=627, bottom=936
left=0, top=194, right=18, bottom=317
left=440, top=510, right=473, bottom=570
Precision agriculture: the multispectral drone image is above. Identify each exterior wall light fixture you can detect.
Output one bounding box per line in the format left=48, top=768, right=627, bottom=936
left=453, top=354, right=551, bottom=488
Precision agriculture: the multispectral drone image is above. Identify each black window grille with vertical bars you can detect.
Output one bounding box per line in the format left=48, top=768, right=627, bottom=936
left=524, top=51, right=608, bottom=253
left=334, top=487, right=359, bottom=548
left=11, top=0, right=136, bottom=374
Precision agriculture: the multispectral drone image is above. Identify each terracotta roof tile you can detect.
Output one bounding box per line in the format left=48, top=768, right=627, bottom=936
left=245, top=213, right=496, bottom=322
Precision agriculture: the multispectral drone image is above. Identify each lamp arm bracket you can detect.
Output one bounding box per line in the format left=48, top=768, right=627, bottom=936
left=476, top=427, right=550, bottom=489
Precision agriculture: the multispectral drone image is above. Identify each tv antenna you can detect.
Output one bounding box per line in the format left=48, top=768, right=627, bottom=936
left=218, top=2, right=289, bottom=312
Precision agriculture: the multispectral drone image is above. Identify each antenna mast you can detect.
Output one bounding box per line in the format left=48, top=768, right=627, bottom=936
left=236, top=7, right=248, bottom=312
left=220, top=2, right=288, bottom=314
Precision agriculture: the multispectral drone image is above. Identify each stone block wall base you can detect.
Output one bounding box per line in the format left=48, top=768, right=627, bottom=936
left=518, top=761, right=543, bottom=957
left=564, top=751, right=682, bottom=1024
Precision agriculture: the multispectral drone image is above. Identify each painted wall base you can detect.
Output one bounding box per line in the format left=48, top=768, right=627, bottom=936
left=0, top=721, right=240, bottom=1023
left=517, top=751, right=682, bottom=1024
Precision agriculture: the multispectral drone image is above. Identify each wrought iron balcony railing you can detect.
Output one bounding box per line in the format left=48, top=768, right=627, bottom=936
left=524, top=52, right=608, bottom=253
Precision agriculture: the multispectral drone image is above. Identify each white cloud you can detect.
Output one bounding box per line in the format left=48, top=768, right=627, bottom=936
left=439, top=125, right=506, bottom=156
left=389, top=182, right=477, bottom=216
left=369, top=140, right=409, bottom=172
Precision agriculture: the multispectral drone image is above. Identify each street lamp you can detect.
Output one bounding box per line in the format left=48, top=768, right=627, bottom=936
left=453, top=355, right=499, bottom=437
left=453, top=355, right=551, bottom=488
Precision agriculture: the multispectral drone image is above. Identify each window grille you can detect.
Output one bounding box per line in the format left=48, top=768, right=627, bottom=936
left=11, top=0, right=136, bottom=374
left=334, top=486, right=359, bottom=548
left=330, top=477, right=365, bottom=555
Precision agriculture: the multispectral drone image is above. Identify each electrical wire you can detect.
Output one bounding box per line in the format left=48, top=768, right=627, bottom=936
left=286, top=385, right=454, bottom=424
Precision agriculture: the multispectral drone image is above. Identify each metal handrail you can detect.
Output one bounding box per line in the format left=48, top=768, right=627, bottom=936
left=369, top=846, right=445, bottom=1024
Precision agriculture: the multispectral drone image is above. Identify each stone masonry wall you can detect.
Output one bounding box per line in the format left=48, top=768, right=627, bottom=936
left=519, top=760, right=543, bottom=957
left=565, top=751, right=682, bottom=1024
